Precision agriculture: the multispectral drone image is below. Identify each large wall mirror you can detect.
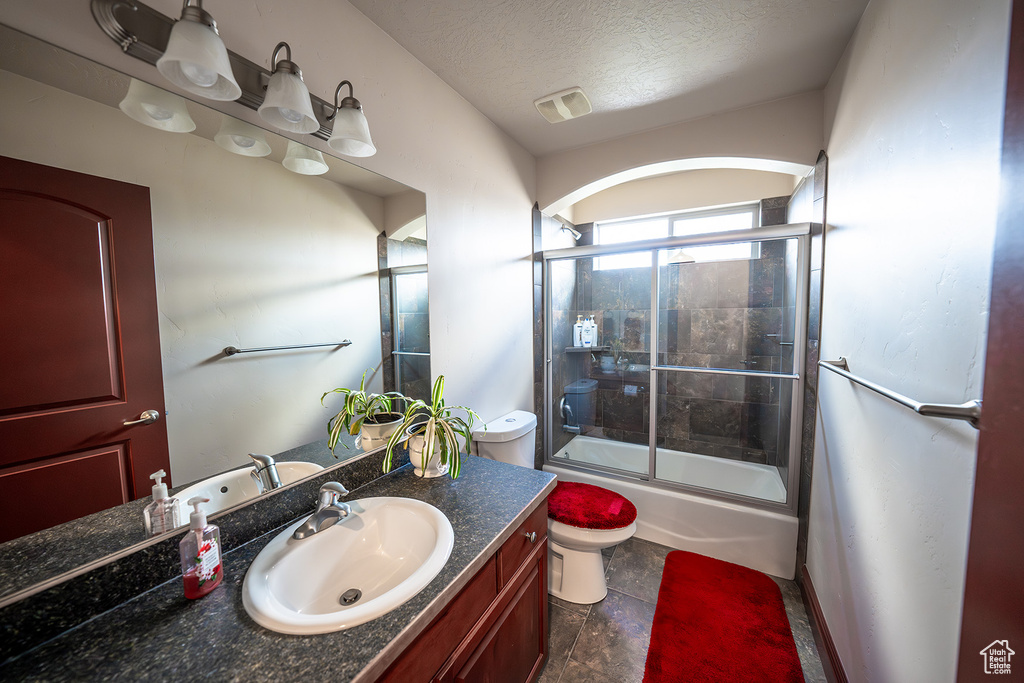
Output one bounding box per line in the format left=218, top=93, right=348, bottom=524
left=0, top=23, right=426, bottom=596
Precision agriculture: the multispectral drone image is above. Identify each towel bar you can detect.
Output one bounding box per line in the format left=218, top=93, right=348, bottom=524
left=224, top=340, right=352, bottom=356
left=818, top=358, right=981, bottom=428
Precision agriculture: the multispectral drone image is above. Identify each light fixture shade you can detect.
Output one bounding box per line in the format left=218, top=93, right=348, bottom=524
left=214, top=116, right=272, bottom=157
left=259, top=72, right=319, bottom=134
left=119, top=78, right=196, bottom=132
left=157, top=19, right=241, bottom=101
left=283, top=141, right=329, bottom=175
left=328, top=107, right=376, bottom=157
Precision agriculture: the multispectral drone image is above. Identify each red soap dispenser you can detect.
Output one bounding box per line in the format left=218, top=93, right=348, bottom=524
left=179, top=497, right=223, bottom=600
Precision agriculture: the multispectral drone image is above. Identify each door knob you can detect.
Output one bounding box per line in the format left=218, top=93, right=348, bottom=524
left=124, top=410, right=161, bottom=426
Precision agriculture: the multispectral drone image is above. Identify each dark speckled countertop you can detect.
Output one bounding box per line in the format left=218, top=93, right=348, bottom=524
left=0, top=456, right=556, bottom=682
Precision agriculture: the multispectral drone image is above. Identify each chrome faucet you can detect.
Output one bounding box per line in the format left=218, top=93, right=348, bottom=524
left=292, top=482, right=351, bottom=540
left=248, top=453, right=283, bottom=494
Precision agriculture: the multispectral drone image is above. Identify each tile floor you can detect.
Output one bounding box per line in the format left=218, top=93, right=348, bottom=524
left=539, top=538, right=827, bottom=683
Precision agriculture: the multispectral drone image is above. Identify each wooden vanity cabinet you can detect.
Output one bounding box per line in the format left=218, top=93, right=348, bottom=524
left=378, top=500, right=549, bottom=683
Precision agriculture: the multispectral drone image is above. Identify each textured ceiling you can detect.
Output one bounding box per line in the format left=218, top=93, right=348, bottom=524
left=347, top=0, right=868, bottom=157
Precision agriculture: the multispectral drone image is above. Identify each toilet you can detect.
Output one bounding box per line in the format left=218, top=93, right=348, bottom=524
left=473, top=411, right=638, bottom=604
left=546, top=481, right=636, bottom=604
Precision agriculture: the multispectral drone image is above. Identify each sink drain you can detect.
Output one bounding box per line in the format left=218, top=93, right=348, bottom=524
left=339, top=588, right=362, bottom=605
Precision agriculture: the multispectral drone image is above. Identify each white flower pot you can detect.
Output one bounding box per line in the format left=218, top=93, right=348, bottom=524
left=408, top=434, right=449, bottom=478
left=357, top=412, right=403, bottom=451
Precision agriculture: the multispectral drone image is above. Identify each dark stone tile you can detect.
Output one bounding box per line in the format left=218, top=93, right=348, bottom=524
left=550, top=594, right=591, bottom=618
left=689, top=399, right=742, bottom=445
left=558, top=659, right=620, bottom=683
left=691, top=309, right=745, bottom=355
left=677, top=262, right=718, bottom=309
left=745, top=307, right=782, bottom=356
left=770, top=576, right=827, bottom=683
left=655, top=396, right=689, bottom=439
left=808, top=269, right=822, bottom=342
left=658, top=309, right=691, bottom=353
left=540, top=602, right=588, bottom=683
left=663, top=369, right=714, bottom=399
left=716, top=260, right=751, bottom=308
left=601, top=390, right=646, bottom=433
left=743, top=403, right=780, bottom=451
left=568, top=590, right=655, bottom=683
left=605, top=538, right=672, bottom=604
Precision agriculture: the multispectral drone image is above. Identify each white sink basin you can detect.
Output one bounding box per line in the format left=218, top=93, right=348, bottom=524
left=174, top=461, right=324, bottom=518
left=242, top=497, right=454, bottom=635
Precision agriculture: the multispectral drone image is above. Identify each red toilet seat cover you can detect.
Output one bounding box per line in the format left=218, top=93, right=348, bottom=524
left=548, top=481, right=638, bottom=530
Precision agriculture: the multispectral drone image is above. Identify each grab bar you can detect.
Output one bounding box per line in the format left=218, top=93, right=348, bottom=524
left=818, top=358, right=982, bottom=428
left=224, top=340, right=352, bottom=356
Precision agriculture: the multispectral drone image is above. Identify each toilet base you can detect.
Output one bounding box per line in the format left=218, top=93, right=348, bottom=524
left=548, top=539, right=609, bottom=604
left=546, top=520, right=637, bottom=604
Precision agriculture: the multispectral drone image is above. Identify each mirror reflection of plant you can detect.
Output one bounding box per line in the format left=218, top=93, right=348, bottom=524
left=322, top=369, right=405, bottom=455
left=383, top=375, right=482, bottom=479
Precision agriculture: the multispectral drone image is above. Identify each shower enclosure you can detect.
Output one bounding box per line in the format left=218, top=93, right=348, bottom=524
left=544, top=221, right=809, bottom=512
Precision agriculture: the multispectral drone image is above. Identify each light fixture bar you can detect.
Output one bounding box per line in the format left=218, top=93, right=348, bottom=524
left=91, top=0, right=337, bottom=140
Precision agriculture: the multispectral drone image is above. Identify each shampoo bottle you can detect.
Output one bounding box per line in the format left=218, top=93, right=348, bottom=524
left=179, top=497, right=223, bottom=600
left=581, top=316, right=594, bottom=347
left=573, top=315, right=584, bottom=347
left=143, top=469, right=180, bottom=537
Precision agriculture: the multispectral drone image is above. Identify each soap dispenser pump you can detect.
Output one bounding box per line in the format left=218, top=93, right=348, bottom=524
left=179, top=497, right=223, bottom=600
left=143, top=469, right=181, bottom=537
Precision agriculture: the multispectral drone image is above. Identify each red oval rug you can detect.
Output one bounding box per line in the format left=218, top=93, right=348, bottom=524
left=643, top=551, right=806, bottom=683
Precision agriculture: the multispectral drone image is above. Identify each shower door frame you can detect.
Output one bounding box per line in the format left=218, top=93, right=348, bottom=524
left=543, top=222, right=812, bottom=516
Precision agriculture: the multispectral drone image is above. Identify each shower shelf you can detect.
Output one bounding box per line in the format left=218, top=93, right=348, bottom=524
left=565, top=346, right=610, bottom=353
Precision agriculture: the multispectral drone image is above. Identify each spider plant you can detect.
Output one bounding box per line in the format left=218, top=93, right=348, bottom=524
left=383, top=375, right=482, bottom=479
left=322, top=369, right=405, bottom=455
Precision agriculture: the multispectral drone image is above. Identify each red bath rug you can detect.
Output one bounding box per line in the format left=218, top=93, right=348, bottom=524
left=643, top=551, right=805, bottom=683
left=547, top=481, right=637, bottom=530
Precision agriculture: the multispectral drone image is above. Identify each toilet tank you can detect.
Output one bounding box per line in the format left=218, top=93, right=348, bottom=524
left=472, top=410, right=538, bottom=469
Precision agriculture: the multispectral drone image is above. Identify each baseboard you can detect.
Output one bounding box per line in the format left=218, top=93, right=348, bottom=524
left=800, top=565, right=848, bottom=683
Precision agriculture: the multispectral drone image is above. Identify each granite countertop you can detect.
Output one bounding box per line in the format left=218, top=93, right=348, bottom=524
left=1, top=456, right=556, bottom=682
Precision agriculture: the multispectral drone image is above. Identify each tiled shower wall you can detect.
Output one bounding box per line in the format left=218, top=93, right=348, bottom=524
left=548, top=212, right=793, bottom=471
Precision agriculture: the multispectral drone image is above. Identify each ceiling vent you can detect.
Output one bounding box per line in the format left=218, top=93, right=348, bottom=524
left=534, top=87, right=592, bottom=124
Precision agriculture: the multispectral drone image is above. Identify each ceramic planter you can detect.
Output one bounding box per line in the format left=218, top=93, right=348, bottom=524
left=407, top=433, right=450, bottom=478
left=358, top=412, right=403, bottom=450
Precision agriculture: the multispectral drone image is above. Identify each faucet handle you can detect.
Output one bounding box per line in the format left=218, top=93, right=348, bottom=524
left=318, top=481, right=349, bottom=508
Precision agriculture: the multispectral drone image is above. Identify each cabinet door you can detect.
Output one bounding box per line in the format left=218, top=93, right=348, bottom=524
left=455, top=559, right=546, bottom=683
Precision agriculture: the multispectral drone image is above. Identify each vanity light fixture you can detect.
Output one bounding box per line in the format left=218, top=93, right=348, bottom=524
left=283, top=140, right=329, bottom=175
left=155, top=0, right=241, bottom=102
left=327, top=81, right=376, bottom=157
left=258, top=42, right=319, bottom=135
left=119, top=78, right=196, bottom=132
left=214, top=116, right=272, bottom=157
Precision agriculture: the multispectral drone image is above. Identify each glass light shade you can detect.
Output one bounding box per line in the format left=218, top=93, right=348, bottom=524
left=328, top=107, right=376, bottom=157
left=258, top=72, right=319, bottom=134
left=283, top=141, right=329, bottom=175
left=156, top=19, right=241, bottom=101
left=119, top=78, right=196, bottom=132
left=214, top=116, right=272, bottom=157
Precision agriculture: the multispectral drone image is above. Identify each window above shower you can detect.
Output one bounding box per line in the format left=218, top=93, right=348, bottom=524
left=594, top=204, right=759, bottom=270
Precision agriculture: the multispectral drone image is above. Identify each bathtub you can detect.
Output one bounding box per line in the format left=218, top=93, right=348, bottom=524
left=544, top=436, right=799, bottom=579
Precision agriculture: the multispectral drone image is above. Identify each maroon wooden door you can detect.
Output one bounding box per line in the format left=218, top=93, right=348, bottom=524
left=0, top=155, right=169, bottom=544
left=956, top=3, right=1024, bottom=680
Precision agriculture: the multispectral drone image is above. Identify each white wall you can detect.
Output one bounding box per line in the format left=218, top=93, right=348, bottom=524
left=568, top=168, right=798, bottom=224
left=0, top=70, right=385, bottom=485
left=0, top=0, right=537, bottom=441
left=536, top=91, right=823, bottom=213
left=808, top=0, right=1010, bottom=680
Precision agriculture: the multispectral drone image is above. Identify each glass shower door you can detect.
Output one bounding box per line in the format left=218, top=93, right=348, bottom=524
left=651, top=236, right=805, bottom=504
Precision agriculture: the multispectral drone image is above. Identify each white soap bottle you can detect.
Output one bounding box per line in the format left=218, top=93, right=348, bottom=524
left=143, top=469, right=181, bottom=537
left=581, top=316, right=594, bottom=347
left=573, top=315, right=584, bottom=347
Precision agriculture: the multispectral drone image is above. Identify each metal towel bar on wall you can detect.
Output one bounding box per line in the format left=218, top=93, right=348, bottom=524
left=224, top=340, right=352, bottom=356
left=818, top=358, right=982, bottom=428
